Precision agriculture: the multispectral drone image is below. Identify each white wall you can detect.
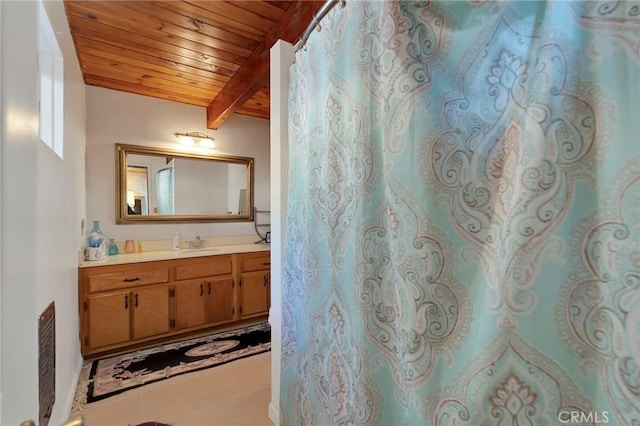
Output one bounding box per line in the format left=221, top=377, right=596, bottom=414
left=227, top=163, right=247, bottom=214
left=174, top=158, right=227, bottom=215
left=268, top=39, right=295, bottom=425
left=0, top=2, right=4, bottom=421
left=86, top=86, right=270, bottom=242
left=1, top=1, right=86, bottom=424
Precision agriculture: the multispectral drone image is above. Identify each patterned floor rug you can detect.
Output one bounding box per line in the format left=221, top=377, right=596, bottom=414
left=72, top=322, right=270, bottom=408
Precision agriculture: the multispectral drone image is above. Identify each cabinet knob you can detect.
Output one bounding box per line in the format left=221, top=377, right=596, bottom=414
left=124, top=294, right=128, bottom=309
left=208, top=282, right=211, bottom=295
left=200, top=283, right=204, bottom=296
left=134, top=293, right=139, bottom=308
left=123, top=277, right=140, bottom=283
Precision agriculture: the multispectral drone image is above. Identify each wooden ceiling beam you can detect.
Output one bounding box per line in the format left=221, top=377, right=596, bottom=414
left=206, top=1, right=324, bottom=129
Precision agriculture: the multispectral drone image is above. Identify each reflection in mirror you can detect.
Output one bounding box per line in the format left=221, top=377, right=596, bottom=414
left=116, top=144, right=254, bottom=224
left=126, top=162, right=149, bottom=215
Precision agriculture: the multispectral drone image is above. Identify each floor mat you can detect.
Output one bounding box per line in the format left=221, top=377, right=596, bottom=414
left=72, top=322, right=270, bottom=409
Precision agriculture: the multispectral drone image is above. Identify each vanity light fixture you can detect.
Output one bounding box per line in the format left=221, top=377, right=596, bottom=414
left=174, top=132, right=215, bottom=148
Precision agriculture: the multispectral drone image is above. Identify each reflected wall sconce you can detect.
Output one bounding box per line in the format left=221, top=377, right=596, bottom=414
left=174, top=132, right=216, bottom=148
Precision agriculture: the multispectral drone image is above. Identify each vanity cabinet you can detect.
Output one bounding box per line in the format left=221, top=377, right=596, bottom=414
left=173, top=255, right=235, bottom=331
left=132, top=285, right=172, bottom=339
left=79, top=251, right=269, bottom=357
left=83, top=264, right=172, bottom=352
left=86, top=290, right=131, bottom=349
left=238, top=252, right=271, bottom=319
left=206, top=277, right=235, bottom=324
left=173, top=280, right=207, bottom=330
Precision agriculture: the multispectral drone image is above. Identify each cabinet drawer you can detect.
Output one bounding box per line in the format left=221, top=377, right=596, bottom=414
left=174, top=255, right=232, bottom=280
left=88, top=266, right=170, bottom=293
left=240, top=252, right=271, bottom=272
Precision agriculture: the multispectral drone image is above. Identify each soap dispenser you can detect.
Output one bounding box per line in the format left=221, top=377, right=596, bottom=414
left=172, top=232, right=180, bottom=251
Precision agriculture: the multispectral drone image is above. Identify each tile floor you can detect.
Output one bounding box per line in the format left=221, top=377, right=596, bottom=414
left=68, top=352, right=272, bottom=426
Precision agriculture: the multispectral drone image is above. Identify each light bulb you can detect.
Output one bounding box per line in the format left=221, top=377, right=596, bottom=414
left=199, top=138, right=216, bottom=148
left=178, top=135, right=195, bottom=146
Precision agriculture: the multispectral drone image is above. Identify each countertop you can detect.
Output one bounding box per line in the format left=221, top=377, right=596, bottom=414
left=79, top=242, right=270, bottom=268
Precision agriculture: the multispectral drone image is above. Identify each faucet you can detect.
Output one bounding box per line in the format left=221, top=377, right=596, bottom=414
left=189, top=236, right=205, bottom=249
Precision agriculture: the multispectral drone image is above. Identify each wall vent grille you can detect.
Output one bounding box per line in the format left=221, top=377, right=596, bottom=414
left=39, top=302, right=56, bottom=426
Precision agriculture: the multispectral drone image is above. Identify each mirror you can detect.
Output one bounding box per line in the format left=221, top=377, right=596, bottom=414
left=116, top=144, right=254, bottom=223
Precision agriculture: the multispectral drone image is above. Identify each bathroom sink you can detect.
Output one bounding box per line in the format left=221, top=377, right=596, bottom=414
left=181, top=248, right=218, bottom=254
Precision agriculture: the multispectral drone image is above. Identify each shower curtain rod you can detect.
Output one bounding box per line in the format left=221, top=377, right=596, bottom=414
left=295, top=0, right=344, bottom=52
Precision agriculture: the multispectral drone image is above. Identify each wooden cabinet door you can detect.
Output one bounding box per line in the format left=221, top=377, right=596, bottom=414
left=88, top=290, right=131, bottom=350
left=205, top=277, right=235, bottom=324
left=174, top=280, right=206, bottom=330
left=240, top=271, right=269, bottom=318
left=132, top=285, right=171, bottom=340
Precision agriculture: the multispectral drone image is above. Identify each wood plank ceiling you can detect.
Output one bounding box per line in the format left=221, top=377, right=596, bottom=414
left=64, top=1, right=323, bottom=129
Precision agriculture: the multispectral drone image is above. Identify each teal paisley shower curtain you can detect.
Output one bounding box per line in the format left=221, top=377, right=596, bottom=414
left=281, top=1, right=639, bottom=424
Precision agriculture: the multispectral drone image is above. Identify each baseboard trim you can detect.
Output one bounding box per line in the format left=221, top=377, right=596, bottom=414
left=58, top=357, right=84, bottom=423
left=268, top=401, right=279, bottom=425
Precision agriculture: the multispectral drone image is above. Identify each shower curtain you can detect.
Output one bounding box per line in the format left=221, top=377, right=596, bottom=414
left=281, top=1, right=639, bottom=424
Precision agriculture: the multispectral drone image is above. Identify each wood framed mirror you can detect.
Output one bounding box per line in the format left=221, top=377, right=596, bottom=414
left=115, top=144, right=254, bottom=224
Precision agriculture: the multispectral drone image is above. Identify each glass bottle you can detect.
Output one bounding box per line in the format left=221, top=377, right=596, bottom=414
left=107, top=238, right=119, bottom=256
left=87, top=221, right=106, bottom=253
left=124, top=239, right=135, bottom=253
